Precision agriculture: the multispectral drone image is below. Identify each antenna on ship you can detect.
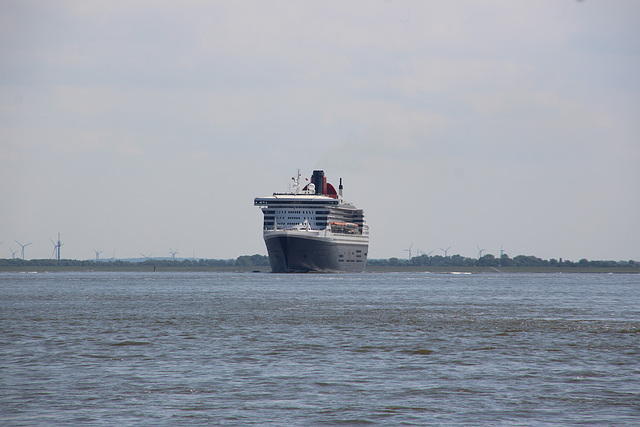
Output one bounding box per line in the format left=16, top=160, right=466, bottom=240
left=94, top=249, right=104, bottom=261
left=291, top=169, right=303, bottom=194
left=15, top=240, right=33, bottom=260
left=440, top=246, right=451, bottom=257
left=339, top=178, right=343, bottom=198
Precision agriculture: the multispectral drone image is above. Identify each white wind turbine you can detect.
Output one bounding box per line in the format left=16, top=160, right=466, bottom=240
left=477, top=244, right=486, bottom=259
left=50, top=239, right=58, bottom=258
left=169, top=248, right=179, bottom=260
left=93, top=249, right=104, bottom=261
left=404, top=243, right=414, bottom=260
left=440, top=246, right=451, bottom=257
left=50, top=233, right=63, bottom=260
left=15, top=240, right=33, bottom=260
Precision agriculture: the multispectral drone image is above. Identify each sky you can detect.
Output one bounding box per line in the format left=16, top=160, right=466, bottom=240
left=1, top=0, right=639, bottom=262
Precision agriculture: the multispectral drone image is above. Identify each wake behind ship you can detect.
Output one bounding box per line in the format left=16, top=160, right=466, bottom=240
left=254, top=170, right=369, bottom=273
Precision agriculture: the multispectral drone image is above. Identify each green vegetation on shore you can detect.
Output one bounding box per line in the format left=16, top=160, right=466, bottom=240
left=368, top=253, right=639, bottom=273
left=368, top=253, right=639, bottom=269
left=0, top=255, right=270, bottom=272
left=0, top=253, right=638, bottom=273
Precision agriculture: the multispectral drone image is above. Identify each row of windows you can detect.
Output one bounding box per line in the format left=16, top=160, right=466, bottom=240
left=269, top=217, right=325, bottom=221
left=339, top=251, right=367, bottom=258
left=264, top=215, right=328, bottom=220
left=263, top=210, right=330, bottom=215
left=255, top=200, right=338, bottom=206
left=281, top=210, right=313, bottom=215
left=264, top=223, right=327, bottom=227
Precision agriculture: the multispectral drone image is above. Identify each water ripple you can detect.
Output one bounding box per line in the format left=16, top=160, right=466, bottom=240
left=1, top=272, right=639, bottom=425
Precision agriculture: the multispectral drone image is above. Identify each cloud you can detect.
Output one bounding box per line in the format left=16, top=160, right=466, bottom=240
left=1, top=0, right=638, bottom=260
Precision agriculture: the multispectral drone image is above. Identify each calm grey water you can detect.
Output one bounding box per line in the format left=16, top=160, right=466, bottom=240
left=1, top=272, right=639, bottom=426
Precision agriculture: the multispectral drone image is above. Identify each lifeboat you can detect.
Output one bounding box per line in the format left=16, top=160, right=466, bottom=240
left=330, top=222, right=359, bottom=234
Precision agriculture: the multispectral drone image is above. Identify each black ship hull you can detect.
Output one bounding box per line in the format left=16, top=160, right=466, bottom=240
left=264, top=234, right=367, bottom=273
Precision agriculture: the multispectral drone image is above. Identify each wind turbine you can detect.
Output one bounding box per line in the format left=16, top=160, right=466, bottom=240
left=50, top=233, right=63, bottom=260
left=169, top=248, right=179, bottom=260
left=15, top=240, right=33, bottom=260
left=417, top=249, right=433, bottom=257
left=10, top=248, right=19, bottom=259
left=139, top=252, right=153, bottom=260
left=477, top=244, right=486, bottom=259
left=404, top=243, right=413, bottom=260
left=440, top=246, right=451, bottom=257
left=93, top=249, right=104, bottom=261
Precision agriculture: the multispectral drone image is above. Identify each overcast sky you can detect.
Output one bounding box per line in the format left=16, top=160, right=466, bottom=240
left=1, top=0, right=638, bottom=262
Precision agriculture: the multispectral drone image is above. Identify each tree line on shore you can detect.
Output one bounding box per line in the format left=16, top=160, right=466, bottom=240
left=368, top=253, right=638, bottom=268
left=0, top=254, right=270, bottom=268
left=0, top=253, right=637, bottom=269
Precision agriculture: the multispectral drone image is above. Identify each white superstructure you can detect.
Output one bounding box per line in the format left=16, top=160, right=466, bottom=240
left=254, top=170, right=369, bottom=272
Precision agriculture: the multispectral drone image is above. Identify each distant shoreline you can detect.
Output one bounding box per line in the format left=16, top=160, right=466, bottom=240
left=3, top=254, right=638, bottom=274
left=1, top=265, right=638, bottom=274
left=365, top=265, right=640, bottom=274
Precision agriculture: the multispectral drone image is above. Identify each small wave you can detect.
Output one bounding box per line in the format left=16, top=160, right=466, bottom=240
left=615, top=328, right=640, bottom=334
left=315, top=381, right=335, bottom=387
left=111, top=340, right=151, bottom=346
left=79, top=354, right=124, bottom=361
left=381, top=405, right=432, bottom=413
left=401, top=348, right=434, bottom=355
left=354, top=345, right=393, bottom=353
left=79, top=353, right=114, bottom=359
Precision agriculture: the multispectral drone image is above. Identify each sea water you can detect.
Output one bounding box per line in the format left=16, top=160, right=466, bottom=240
left=1, top=271, right=638, bottom=426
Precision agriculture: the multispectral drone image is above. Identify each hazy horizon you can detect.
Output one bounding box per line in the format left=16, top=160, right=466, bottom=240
left=2, top=1, right=638, bottom=261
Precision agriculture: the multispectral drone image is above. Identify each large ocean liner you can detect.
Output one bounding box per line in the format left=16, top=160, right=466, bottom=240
left=254, top=170, right=369, bottom=272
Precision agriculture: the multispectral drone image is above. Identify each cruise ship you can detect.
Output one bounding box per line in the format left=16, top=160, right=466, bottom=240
left=254, top=170, right=369, bottom=272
